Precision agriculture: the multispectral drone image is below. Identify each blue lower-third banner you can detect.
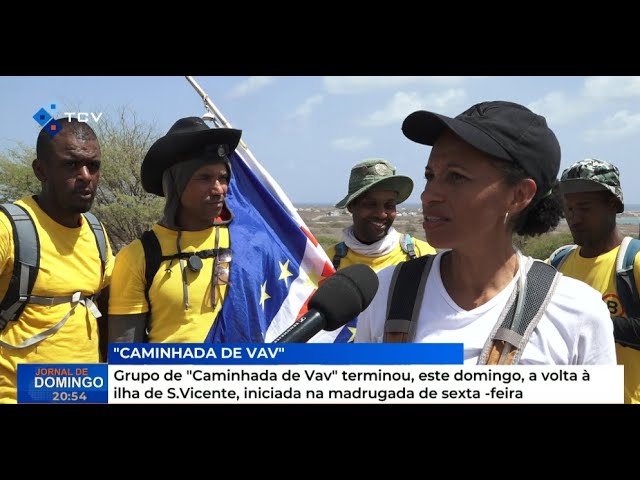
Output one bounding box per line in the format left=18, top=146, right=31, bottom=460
left=17, top=364, right=108, bottom=404
left=109, top=343, right=464, bottom=365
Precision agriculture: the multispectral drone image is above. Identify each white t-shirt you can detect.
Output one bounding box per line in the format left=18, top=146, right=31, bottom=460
left=355, top=252, right=616, bottom=365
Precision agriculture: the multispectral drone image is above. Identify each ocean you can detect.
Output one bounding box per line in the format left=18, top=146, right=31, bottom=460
left=619, top=203, right=640, bottom=224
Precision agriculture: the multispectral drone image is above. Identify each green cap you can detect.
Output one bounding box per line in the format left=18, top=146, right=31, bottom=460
left=335, top=159, right=413, bottom=209
left=560, top=158, right=624, bottom=213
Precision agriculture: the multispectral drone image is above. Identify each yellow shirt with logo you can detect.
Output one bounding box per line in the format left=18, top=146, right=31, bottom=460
left=0, top=196, right=114, bottom=403
left=555, top=246, right=640, bottom=404
left=109, top=224, right=229, bottom=343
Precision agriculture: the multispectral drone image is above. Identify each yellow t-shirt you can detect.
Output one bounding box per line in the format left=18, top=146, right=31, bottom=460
left=555, top=245, right=640, bottom=404
left=109, top=224, right=230, bottom=343
left=325, top=235, right=436, bottom=273
left=0, top=196, right=114, bottom=403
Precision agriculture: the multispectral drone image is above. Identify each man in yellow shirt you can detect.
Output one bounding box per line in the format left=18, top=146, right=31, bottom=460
left=326, top=158, right=436, bottom=341
left=328, top=158, right=436, bottom=271
left=108, top=117, right=242, bottom=343
left=0, top=118, right=114, bottom=403
left=555, top=158, right=640, bottom=403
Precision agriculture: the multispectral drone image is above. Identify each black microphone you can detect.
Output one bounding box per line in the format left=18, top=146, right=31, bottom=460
left=272, top=264, right=379, bottom=343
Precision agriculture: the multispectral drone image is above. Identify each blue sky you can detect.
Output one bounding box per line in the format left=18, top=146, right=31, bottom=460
left=2, top=76, right=639, bottom=205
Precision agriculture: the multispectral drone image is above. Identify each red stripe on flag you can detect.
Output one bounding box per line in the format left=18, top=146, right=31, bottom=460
left=321, top=261, right=335, bottom=278
left=300, top=226, right=319, bottom=247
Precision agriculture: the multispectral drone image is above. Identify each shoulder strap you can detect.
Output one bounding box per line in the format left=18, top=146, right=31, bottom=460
left=332, top=242, right=348, bottom=270
left=384, top=255, right=435, bottom=342
left=616, top=237, right=640, bottom=318
left=382, top=254, right=560, bottom=361
left=140, top=230, right=162, bottom=305
left=0, top=203, right=39, bottom=329
left=140, top=230, right=162, bottom=342
left=82, top=211, right=107, bottom=275
left=399, top=234, right=417, bottom=259
left=548, top=244, right=577, bottom=270
left=479, top=260, right=560, bottom=365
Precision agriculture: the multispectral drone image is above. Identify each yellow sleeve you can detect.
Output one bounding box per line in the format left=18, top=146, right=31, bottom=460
left=108, top=239, right=148, bottom=315
left=413, top=238, right=436, bottom=256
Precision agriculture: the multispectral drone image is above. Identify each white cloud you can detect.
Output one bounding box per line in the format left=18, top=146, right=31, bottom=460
left=323, top=76, right=480, bottom=94
left=583, top=76, right=640, bottom=99
left=287, top=94, right=324, bottom=119
left=227, top=76, right=275, bottom=99
left=527, top=91, right=596, bottom=125
left=529, top=77, right=640, bottom=127
left=360, top=89, right=466, bottom=127
left=584, top=110, right=640, bottom=142
left=331, top=137, right=372, bottom=151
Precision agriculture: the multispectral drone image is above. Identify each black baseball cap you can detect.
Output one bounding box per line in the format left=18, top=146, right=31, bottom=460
left=402, top=101, right=561, bottom=199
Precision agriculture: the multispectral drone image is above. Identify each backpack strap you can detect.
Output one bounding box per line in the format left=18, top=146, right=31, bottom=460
left=549, top=244, right=577, bottom=270
left=82, top=211, right=107, bottom=276
left=612, top=237, right=640, bottom=351
left=382, top=252, right=560, bottom=364
left=615, top=237, right=640, bottom=319
left=0, top=291, right=101, bottom=350
left=399, top=233, right=417, bottom=259
left=384, top=255, right=435, bottom=342
left=140, top=230, right=162, bottom=308
left=139, top=230, right=163, bottom=342
left=478, top=260, right=560, bottom=365
left=332, top=242, right=348, bottom=270
left=0, top=203, right=39, bottom=329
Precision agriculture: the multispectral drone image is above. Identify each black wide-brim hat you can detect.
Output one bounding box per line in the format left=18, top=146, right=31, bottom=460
left=141, top=116, right=242, bottom=196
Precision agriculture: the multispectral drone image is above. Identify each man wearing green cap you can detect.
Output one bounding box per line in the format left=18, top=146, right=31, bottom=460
left=328, top=158, right=435, bottom=274
left=552, top=158, right=640, bottom=403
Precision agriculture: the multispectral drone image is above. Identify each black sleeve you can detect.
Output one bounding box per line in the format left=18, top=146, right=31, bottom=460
left=108, top=314, right=148, bottom=344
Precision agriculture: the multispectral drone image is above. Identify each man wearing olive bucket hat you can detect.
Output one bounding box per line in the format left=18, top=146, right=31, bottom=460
left=328, top=159, right=435, bottom=273
left=327, top=159, right=436, bottom=341
left=108, top=117, right=244, bottom=343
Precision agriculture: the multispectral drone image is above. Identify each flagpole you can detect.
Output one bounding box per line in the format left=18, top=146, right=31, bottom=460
left=183, top=75, right=340, bottom=341
left=185, top=76, right=252, bottom=152
left=183, top=75, right=333, bottom=262
left=183, top=75, right=304, bottom=221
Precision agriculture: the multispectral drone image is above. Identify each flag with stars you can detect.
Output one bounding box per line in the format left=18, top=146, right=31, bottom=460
left=204, top=138, right=356, bottom=343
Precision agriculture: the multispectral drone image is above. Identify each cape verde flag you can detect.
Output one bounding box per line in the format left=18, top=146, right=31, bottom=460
left=204, top=136, right=356, bottom=343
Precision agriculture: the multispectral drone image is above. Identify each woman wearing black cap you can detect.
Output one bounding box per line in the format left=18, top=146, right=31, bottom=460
left=355, top=101, right=616, bottom=366
left=108, top=117, right=241, bottom=343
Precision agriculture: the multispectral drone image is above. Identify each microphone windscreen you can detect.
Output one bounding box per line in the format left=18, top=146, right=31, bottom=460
left=308, top=264, right=379, bottom=330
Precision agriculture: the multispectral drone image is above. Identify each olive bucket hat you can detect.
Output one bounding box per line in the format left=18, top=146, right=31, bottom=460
left=335, top=158, right=413, bottom=209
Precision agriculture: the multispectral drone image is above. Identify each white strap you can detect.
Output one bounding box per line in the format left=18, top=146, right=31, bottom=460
left=0, top=292, right=101, bottom=350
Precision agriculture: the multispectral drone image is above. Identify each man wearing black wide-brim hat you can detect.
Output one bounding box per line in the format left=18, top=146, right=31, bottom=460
left=108, top=117, right=242, bottom=343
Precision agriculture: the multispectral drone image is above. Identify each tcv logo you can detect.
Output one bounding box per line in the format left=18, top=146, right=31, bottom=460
left=33, top=103, right=103, bottom=137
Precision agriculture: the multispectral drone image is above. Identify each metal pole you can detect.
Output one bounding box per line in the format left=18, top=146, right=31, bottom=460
left=185, top=76, right=251, bottom=151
